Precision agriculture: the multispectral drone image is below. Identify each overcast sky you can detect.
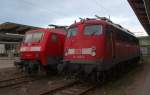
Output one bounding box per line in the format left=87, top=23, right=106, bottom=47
left=0, top=0, right=148, bottom=36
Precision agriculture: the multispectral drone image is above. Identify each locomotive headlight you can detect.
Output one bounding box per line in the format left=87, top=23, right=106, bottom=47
left=20, top=47, right=25, bottom=52
left=65, top=51, right=68, bottom=56
left=65, top=48, right=75, bottom=56
left=20, top=47, right=28, bottom=52
left=64, top=49, right=68, bottom=56
left=68, top=48, right=75, bottom=55
left=91, top=51, right=96, bottom=56
left=91, top=46, right=96, bottom=56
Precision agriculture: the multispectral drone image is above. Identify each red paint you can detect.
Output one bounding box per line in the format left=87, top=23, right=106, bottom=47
left=20, top=28, right=66, bottom=65
left=64, top=18, right=140, bottom=65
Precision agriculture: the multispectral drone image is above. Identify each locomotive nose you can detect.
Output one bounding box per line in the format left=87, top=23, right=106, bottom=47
left=64, top=36, right=104, bottom=62
left=20, top=46, right=41, bottom=60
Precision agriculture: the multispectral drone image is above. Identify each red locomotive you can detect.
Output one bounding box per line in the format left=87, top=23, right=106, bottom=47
left=18, top=25, right=66, bottom=73
left=60, top=16, right=141, bottom=79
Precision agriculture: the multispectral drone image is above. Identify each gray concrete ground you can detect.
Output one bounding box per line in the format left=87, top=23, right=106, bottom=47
left=0, top=57, right=15, bottom=68
left=87, top=56, right=150, bottom=95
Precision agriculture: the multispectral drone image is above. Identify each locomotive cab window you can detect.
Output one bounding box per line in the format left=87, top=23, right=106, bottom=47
left=67, top=27, right=77, bottom=38
left=24, top=32, right=44, bottom=43
left=84, top=25, right=102, bottom=36
left=32, top=32, right=44, bottom=42
left=51, top=33, right=58, bottom=42
left=24, top=33, right=32, bottom=43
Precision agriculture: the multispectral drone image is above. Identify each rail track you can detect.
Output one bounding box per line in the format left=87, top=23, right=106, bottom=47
left=39, top=79, right=96, bottom=95
left=53, top=83, right=96, bottom=95
left=0, top=75, right=33, bottom=88
left=39, top=79, right=78, bottom=95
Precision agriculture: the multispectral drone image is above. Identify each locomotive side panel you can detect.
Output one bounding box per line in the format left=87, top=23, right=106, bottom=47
left=45, top=31, right=65, bottom=66
left=103, top=25, right=116, bottom=70
left=112, top=25, right=140, bottom=64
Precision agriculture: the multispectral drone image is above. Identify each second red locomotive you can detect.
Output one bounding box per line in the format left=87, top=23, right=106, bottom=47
left=60, top=17, right=140, bottom=79
left=18, top=25, right=66, bottom=74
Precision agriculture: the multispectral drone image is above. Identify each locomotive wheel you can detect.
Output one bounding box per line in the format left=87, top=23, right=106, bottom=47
left=100, top=71, right=106, bottom=83
left=88, top=71, right=97, bottom=82
left=88, top=70, right=105, bottom=83
left=64, top=72, right=74, bottom=80
left=23, top=61, right=40, bottom=74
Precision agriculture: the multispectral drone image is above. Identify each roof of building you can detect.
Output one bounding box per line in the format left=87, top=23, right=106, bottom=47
left=0, top=22, right=40, bottom=34
left=128, top=0, right=150, bottom=35
left=0, top=22, right=40, bottom=42
left=138, top=36, right=150, bottom=46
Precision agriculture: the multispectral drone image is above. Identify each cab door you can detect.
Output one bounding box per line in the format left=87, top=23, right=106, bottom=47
left=50, top=33, right=60, bottom=56
left=105, top=28, right=115, bottom=67
left=110, top=30, right=115, bottom=61
left=46, top=33, right=61, bottom=64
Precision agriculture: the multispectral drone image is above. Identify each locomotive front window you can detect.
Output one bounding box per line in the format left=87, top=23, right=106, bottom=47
left=67, top=27, right=77, bottom=37
left=84, top=25, right=102, bottom=36
left=24, top=33, right=32, bottom=43
left=24, top=32, right=44, bottom=43
left=32, top=32, right=43, bottom=42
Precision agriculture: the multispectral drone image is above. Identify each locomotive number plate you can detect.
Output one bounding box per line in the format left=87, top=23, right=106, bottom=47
left=73, top=55, right=85, bottom=59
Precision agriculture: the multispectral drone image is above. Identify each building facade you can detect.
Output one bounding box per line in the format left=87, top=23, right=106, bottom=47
left=138, top=36, right=150, bottom=55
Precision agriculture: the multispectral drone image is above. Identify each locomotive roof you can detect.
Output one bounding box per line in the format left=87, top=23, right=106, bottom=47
left=49, top=28, right=66, bottom=35
left=27, top=28, right=66, bottom=35
left=70, top=18, right=135, bottom=37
